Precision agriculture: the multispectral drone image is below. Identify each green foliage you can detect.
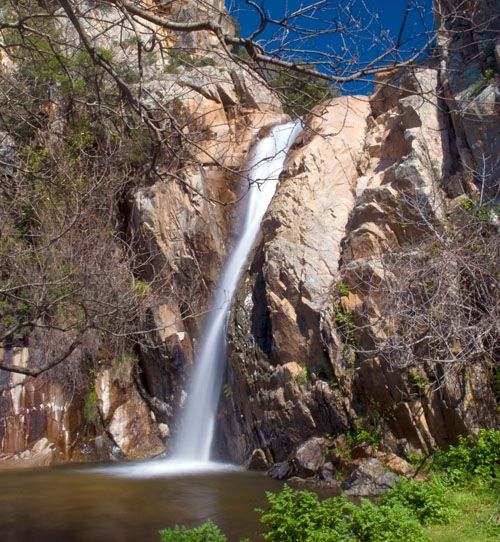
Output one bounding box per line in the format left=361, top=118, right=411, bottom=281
left=347, top=428, right=381, bottom=451
left=408, top=369, right=429, bottom=394
left=258, top=486, right=354, bottom=542
left=197, top=57, right=217, bottom=68
left=258, top=485, right=425, bottom=542
left=83, top=388, right=99, bottom=425
left=159, top=520, right=227, bottom=542
left=295, top=367, right=309, bottom=386
left=223, top=384, right=233, bottom=398
left=334, top=304, right=356, bottom=347
left=381, top=476, right=456, bottom=525
left=433, top=429, right=500, bottom=484
left=470, top=68, right=497, bottom=98
left=164, top=48, right=216, bottom=74
left=346, top=410, right=386, bottom=453
left=269, top=65, right=337, bottom=117
left=407, top=451, right=427, bottom=468
left=349, top=500, right=425, bottom=542
left=483, top=68, right=496, bottom=80
left=458, top=196, right=498, bottom=222
left=328, top=376, right=339, bottom=389
left=133, top=279, right=153, bottom=297
left=337, top=281, right=350, bottom=297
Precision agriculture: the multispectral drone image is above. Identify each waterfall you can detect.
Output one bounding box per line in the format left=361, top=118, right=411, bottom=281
left=171, top=119, right=303, bottom=465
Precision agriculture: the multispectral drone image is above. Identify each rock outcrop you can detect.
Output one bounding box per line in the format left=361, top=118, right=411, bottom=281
left=217, top=96, right=372, bottom=463
left=218, top=30, right=498, bottom=468
left=435, top=0, right=500, bottom=197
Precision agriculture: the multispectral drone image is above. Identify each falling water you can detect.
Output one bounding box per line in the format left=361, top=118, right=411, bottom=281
left=171, top=120, right=303, bottom=464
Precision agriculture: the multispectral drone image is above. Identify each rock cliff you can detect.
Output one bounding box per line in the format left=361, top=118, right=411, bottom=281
left=0, top=0, right=498, bottom=468
left=217, top=20, right=499, bottom=467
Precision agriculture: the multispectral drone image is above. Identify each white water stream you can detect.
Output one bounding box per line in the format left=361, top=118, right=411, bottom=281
left=168, top=120, right=303, bottom=466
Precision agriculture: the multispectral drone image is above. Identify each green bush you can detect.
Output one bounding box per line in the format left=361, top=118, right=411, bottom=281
left=381, top=476, right=456, bottom=525
left=337, top=281, right=350, bottom=297
left=347, top=428, right=381, bottom=451
left=259, top=487, right=355, bottom=542
left=259, top=485, right=425, bottom=542
left=433, top=429, right=500, bottom=484
left=350, top=500, right=425, bottom=542
left=159, top=520, right=227, bottom=542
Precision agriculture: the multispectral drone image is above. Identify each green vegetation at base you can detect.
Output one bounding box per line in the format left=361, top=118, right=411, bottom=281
left=158, top=429, right=499, bottom=541
left=159, top=520, right=227, bottom=542
left=257, top=472, right=463, bottom=542
left=433, top=429, right=499, bottom=484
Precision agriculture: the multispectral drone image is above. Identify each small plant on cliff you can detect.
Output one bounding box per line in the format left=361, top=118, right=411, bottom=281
left=408, top=369, right=429, bottom=394
left=295, top=367, right=309, bottom=386
left=337, top=281, right=350, bottom=297
left=223, top=384, right=233, bottom=398
left=470, top=68, right=497, bottom=98
left=133, top=279, right=153, bottom=297
left=334, top=304, right=356, bottom=347
left=347, top=427, right=381, bottom=452
left=84, top=388, right=99, bottom=425
left=269, top=65, right=338, bottom=117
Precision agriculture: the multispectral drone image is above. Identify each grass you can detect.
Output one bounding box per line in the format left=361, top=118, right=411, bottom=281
left=424, top=485, right=499, bottom=542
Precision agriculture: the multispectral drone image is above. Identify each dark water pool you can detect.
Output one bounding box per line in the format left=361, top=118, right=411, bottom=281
left=0, top=460, right=282, bottom=542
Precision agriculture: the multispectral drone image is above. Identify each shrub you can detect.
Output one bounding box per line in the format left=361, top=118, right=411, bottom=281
left=350, top=500, right=425, bottom=542
left=159, top=520, right=227, bottom=542
left=259, top=487, right=354, bottom=542
left=347, top=428, right=381, bottom=451
left=433, top=429, right=500, bottom=484
left=295, top=367, right=309, bottom=386
left=269, top=65, right=337, bottom=117
left=334, top=304, right=356, bottom=347
left=337, top=281, right=350, bottom=297
left=381, top=476, right=456, bottom=525
left=259, top=486, right=425, bottom=542
left=83, top=388, right=99, bottom=425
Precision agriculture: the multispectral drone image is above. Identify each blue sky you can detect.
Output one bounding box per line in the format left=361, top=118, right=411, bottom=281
left=226, top=0, right=434, bottom=93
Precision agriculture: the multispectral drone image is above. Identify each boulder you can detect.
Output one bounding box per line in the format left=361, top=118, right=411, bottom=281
left=246, top=448, right=270, bottom=471
left=344, top=458, right=400, bottom=496
left=268, top=460, right=296, bottom=481
left=375, top=452, right=416, bottom=477
left=0, top=438, right=61, bottom=470
left=294, top=437, right=328, bottom=477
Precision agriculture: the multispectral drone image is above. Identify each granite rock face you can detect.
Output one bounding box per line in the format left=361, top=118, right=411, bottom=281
left=435, top=0, right=500, bottom=198
left=218, top=56, right=498, bottom=467
left=217, top=97, right=371, bottom=463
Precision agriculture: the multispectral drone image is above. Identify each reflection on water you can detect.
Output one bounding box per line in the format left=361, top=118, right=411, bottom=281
left=0, top=461, right=282, bottom=542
